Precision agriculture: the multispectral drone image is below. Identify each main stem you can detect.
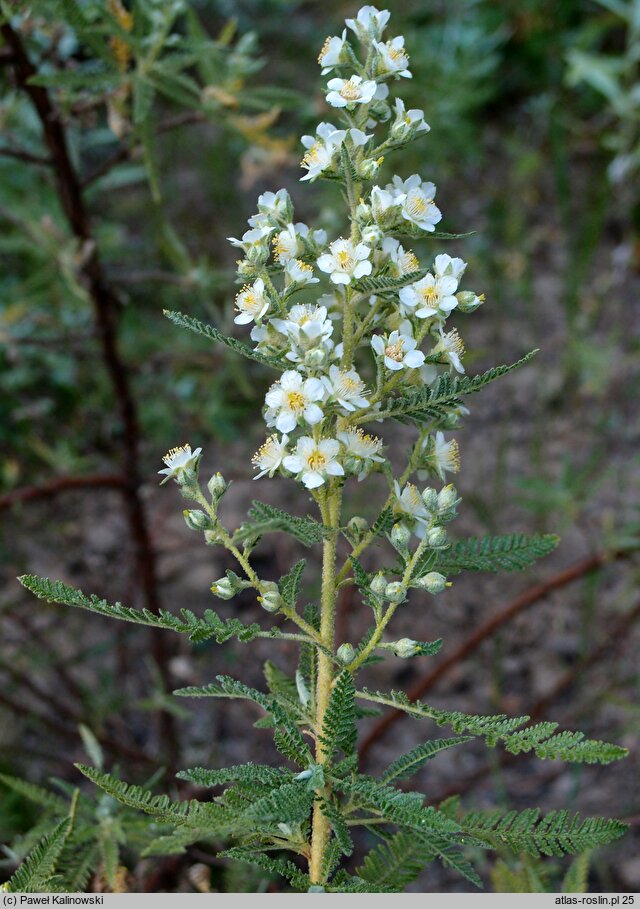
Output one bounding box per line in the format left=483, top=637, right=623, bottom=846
left=309, top=486, right=342, bottom=884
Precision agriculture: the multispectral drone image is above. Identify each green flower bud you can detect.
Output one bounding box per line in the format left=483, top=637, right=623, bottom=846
left=390, top=522, right=411, bottom=551
left=358, top=156, right=383, bottom=180
left=337, top=643, right=356, bottom=664
left=370, top=573, right=387, bottom=595
left=204, top=527, right=224, bottom=545
left=437, top=484, right=458, bottom=511
left=414, top=571, right=447, bottom=594
left=427, top=526, right=447, bottom=548
left=421, top=486, right=438, bottom=512
left=393, top=638, right=420, bottom=659
left=304, top=347, right=328, bottom=368
left=384, top=582, right=407, bottom=604
left=259, top=589, right=283, bottom=613
left=207, top=472, right=227, bottom=500
left=211, top=578, right=235, bottom=600
left=456, top=290, right=484, bottom=313
left=183, top=509, right=210, bottom=532
left=361, top=224, right=383, bottom=246
left=347, top=515, right=368, bottom=540
left=356, top=201, right=372, bottom=221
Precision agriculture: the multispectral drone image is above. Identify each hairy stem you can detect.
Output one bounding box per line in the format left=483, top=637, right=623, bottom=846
left=309, top=485, right=342, bottom=883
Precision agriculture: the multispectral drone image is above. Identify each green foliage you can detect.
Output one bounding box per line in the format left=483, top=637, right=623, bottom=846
left=371, top=350, right=538, bottom=425
left=462, top=809, right=627, bottom=858
left=436, top=533, right=559, bottom=574
left=318, top=671, right=357, bottom=761
left=18, top=575, right=263, bottom=644
left=278, top=560, right=307, bottom=609
left=232, top=501, right=329, bottom=548
left=164, top=310, right=283, bottom=371
left=4, top=817, right=72, bottom=894
left=381, top=737, right=473, bottom=785
left=356, top=689, right=628, bottom=764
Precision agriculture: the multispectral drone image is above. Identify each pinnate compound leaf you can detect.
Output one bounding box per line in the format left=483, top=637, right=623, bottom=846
left=164, top=310, right=283, bottom=370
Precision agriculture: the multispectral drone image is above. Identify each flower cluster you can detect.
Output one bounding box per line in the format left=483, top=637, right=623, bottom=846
left=164, top=5, right=486, bottom=602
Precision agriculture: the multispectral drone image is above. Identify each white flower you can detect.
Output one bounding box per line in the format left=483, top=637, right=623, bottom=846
left=234, top=278, right=270, bottom=325
left=248, top=189, right=291, bottom=228
left=349, top=127, right=372, bottom=147
left=252, top=434, right=289, bottom=479
left=317, top=237, right=372, bottom=285
left=381, top=237, right=420, bottom=278
left=394, top=481, right=430, bottom=531
left=318, top=30, right=347, bottom=73
left=322, top=365, right=370, bottom=412
left=371, top=323, right=425, bottom=371
left=326, top=75, right=378, bottom=109
left=285, top=258, right=319, bottom=285
left=374, top=36, right=411, bottom=78
left=338, top=428, right=384, bottom=462
left=388, top=175, right=442, bottom=232
left=399, top=272, right=459, bottom=319
left=300, top=122, right=346, bottom=182
left=272, top=223, right=305, bottom=262
left=391, top=97, right=430, bottom=139
left=345, top=6, right=391, bottom=42
left=431, top=432, right=461, bottom=481
left=434, top=253, right=467, bottom=281
left=371, top=185, right=401, bottom=224
left=158, top=444, right=202, bottom=484
left=271, top=304, right=333, bottom=346
left=283, top=437, right=344, bottom=489
left=264, top=370, right=324, bottom=433
left=227, top=226, right=273, bottom=255
left=433, top=328, right=465, bottom=373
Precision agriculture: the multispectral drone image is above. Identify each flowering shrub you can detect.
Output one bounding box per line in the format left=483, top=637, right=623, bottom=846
left=17, top=5, right=627, bottom=894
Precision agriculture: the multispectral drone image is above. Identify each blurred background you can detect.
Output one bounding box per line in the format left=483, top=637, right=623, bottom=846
left=1, top=0, right=639, bottom=893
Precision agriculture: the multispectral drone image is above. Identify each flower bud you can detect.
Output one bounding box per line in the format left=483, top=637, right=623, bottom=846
left=356, top=201, right=372, bottom=221
left=427, top=526, right=447, bottom=548
left=384, top=582, right=407, bottom=604
left=347, top=515, right=368, bottom=540
left=207, top=472, right=227, bottom=500
left=437, top=484, right=458, bottom=511
left=211, top=578, right=235, bottom=600
left=358, top=156, right=383, bottom=180
left=259, top=589, right=283, bottom=613
left=390, top=522, right=411, bottom=551
left=304, top=347, right=328, bottom=368
left=183, top=509, right=210, bottom=532
left=337, top=643, right=356, bottom=664
left=370, top=573, right=387, bottom=595
left=414, top=571, right=447, bottom=594
left=421, top=487, right=438, bottom=512
left=204, top=528, right=224, bottom=545
left=392, top=638, right=420, bottom=659
left=245, top=242, right=269, bottom=266
left=236, top=258, right=257, bottom=277
left=456, top=291, right=484, bottom=313
left=361, top=224, right=383, bottom=247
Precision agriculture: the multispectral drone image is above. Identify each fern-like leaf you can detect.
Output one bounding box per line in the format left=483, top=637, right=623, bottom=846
left=436, top=533, right=559, bottom=575
left=318, top=671, right=357, bottom=760
left=163, top=310, right=283, bottom=370
left=4, top=818, right=72, bottom=893
left=381, top=737, right=473, bottom=784
left=232, top=501, right=329, bottom=548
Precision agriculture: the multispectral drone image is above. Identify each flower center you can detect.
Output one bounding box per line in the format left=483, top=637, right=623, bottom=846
left=388, top=46, right=408, bottom=64
left=402, top=251, right=419, bottom=273
left=339, top=79, right=361, bottom=101
left=307, top=451, right=327, bottom=471
left=318, top=36, right=332, bottom=63
left=407, top=193, right=430, bottom=217
left=273, top=234, right=294, bottom=260
left=385, top=340, right=405, bottom=361
left=286, top=391, right=306, bottom=412
left=336, top=249, right=354, bottom=270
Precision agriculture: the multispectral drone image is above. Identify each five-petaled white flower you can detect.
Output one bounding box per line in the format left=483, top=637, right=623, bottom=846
left=285, top=258, right=320, bottom=285
left=317, top=237, right=372, bottom=284
left=430, top=431, right=461, bottom=481
left=338, top=429, right=385, bottom=472
left=399, top=272, right=459, bottom=319
left=371, top=323, right=425, bottom=371
left=322, top=365, right=370, bottom=412
left=326, top=75, right=378, bottom=108
left=300, top=122, right=346, bottom=182
left=391, top=97, right=430, bottom=139
left=248, top=189, right=291, bottom=229
left=273, top=223, right=306, bottom=262
left=389, top=174, right=442, bottom=232
left=272, top=304, right=333, bottom=347
left=381, top=237, right=420, bottom=278
left=394, top=481, right=430, bottom=531
left=374, top=36, right=411, bottom=78
left=283, top=437, right=344, bottom=489
left=318, top=30, right=347, bottom=73
left=158, top=444, right=202, bottom=484
left=346, top=5, right=391, bottom=42
left=264, top=370, right=324, bottom=433
left=234, top=278, right=270, bottom=325
left=433, top=328, right=465, bottom=373
left=252, top=434, right=289, bottom=479
left=227, top=226, right=273, bottom=252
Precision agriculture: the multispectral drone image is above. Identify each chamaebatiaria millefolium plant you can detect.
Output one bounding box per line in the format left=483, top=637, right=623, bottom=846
left=15, top=5, right=628, bottom=894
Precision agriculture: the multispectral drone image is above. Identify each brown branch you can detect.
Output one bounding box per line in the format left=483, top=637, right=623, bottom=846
left=0, top=473, right=124, bottom=511
left=359, top=550, right=628, bottom=761
left=0, top=145, right=53, bottom=166
left=2, top=21, right=177, bottom=768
